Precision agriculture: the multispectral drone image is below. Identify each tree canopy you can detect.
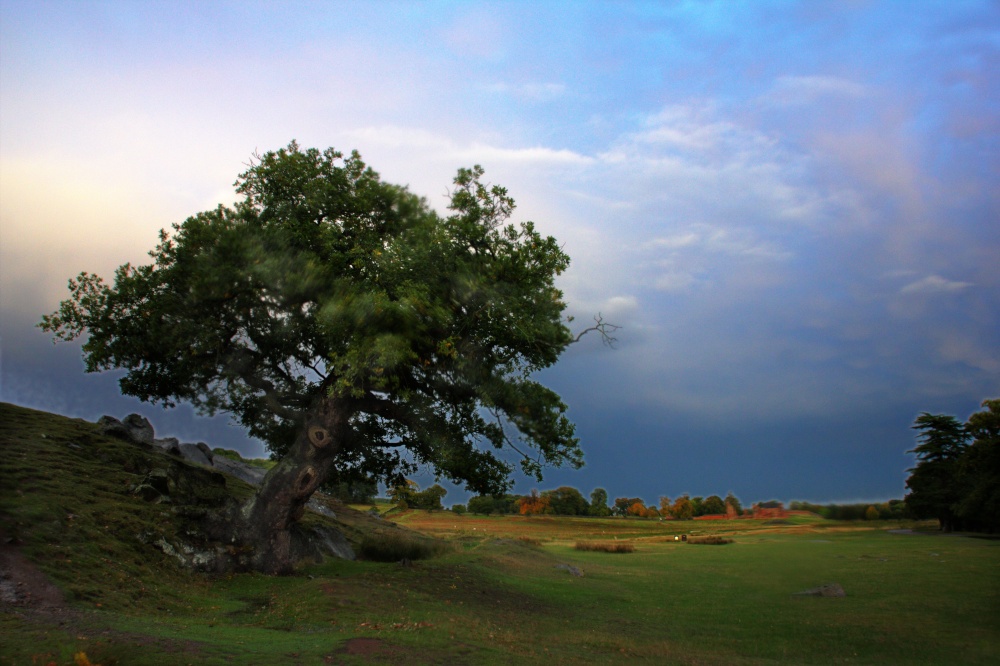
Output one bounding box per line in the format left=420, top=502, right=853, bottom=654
left=42, top=142, right=593, bottom=495
left=41, top=143, right=613, bottom=571
left=905, top=400, right=999, bottom=533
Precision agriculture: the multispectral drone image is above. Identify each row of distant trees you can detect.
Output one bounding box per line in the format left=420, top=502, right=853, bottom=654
left=904, top=399, right=999, bottom=532
left=349, top=399, right=999, bottom=530
left=383, top=485, right=746, bottom=518
left=789, top=500, right=909, bottom=521
left=377, top=482, right=917, bottom=521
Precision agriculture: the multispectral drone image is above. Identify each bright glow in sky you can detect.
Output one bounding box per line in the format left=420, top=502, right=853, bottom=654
left=2, top=0, right=997, bottom=504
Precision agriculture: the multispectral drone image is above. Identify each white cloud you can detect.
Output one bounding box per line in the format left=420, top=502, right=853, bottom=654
left=344, top=126, right=592, bottom=167
left=649, top=232, right=701, bottom=249
left=601, top=295, right=638, bottom=315
left=900, top=275, right=974, bottom=294
left=462, top=142, right=592, bottom=166
left=766, top=75, right=867, bottom=106
left=483, top=81, right=567, bottom=102
left=648, top=226, right=791, bottom=262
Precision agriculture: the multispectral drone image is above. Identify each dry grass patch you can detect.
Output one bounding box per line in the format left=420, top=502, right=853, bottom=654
left=686, top=536, right=733, bottom=545
left=574, top=541, right=635, bottom=553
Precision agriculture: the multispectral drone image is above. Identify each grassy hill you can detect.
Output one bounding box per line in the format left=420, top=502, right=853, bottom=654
left=2, top=402, right=998, bottom=665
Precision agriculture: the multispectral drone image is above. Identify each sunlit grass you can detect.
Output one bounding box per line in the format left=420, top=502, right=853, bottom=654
left=3, top=402, right=998, bottom=665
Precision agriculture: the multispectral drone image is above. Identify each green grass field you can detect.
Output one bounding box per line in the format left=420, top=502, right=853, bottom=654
left=2, top=402, right=998, bottom=665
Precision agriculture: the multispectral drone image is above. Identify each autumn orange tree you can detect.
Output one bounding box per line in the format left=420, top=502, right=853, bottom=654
left=518, top=490, right=552, bottom=515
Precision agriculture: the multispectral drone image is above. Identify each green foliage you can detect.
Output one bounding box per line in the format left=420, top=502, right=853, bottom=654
left=413, top=484, right=448, bottom=511
left=702, top=494, right=726, bottom=515
left=39, top=142, right=585, bottom=497
left=467, top=495, right=497, bottom=515
left=390, top=481, right=448, bottom=511
left=589, top=487, right=611, bottom=516
left=904, top=401, right=999, bottom=532
left=467, top=494, right=522, bottom=515
left=953, top=399, right=1000, bottom=532
left=612, top=497, right=643, bottom=517
left=451, top=504, right=467, bottom=515
left=724, top=492, right=742, bottom=516
left=541, top=486, right=589, bottom=516
left=671, top=495, right=694, bottom=520
left=324, top=476, right=378, bottom=504
left=10, top=402, right=1000, bottom=666
left=905, top=412, right=969, bottom=531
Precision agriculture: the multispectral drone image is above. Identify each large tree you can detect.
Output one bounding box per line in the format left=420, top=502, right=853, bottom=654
left=41, top=143, right=614, bottom=572
left=953, top=400, right=1000, bottom=532
left=904, top=412, right=970, bottom=532
left=542, top=486, right=589, bottom=516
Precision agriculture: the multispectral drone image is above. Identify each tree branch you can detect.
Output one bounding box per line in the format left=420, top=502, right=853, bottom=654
left=572, top=313, right=621, bottom=348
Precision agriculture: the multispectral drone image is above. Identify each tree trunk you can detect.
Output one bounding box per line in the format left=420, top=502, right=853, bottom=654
left=225, top=397, right=349, bottom=574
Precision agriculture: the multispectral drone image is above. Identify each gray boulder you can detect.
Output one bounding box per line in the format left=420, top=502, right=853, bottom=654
left=179, top=443, right=212, bottom=467
left=307, top=498, right=337, bottom=519
left=794, top=583, right=846, bottom=598
left=98, top=414, right=154, bottom=447
left=211, top=455, right=268, bottom=486
left=303, top=525, right=355, bottom=561
left=555, top=563, right=584, bottom=577
left=154, top=437, right=182, bottom=455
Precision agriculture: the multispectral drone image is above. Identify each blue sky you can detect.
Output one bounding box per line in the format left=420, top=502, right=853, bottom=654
left=2, top=1, right=997, bottom=506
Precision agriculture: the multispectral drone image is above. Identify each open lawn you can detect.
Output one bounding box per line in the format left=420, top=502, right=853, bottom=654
left=2, top=402, right=998, bottom=664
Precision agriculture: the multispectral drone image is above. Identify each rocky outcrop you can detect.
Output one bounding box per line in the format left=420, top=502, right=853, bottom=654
left=132, top=462, right=229, bottom=507
left=100, top=413, right=269, bottom=490
left=98, top=414, right=154, bottom=447
left=99, top=413, right=352, bottom=566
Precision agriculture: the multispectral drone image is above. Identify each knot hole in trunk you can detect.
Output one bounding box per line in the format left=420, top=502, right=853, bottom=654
left=308, top=426, right=330, bottom=448
left=298, top=466, right=317, bottom=493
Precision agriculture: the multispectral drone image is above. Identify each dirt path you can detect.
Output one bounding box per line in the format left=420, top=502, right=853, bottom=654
left=0, top=536, right=67, bottom=610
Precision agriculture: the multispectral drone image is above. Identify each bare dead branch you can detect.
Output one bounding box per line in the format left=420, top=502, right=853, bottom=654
left=572, top=313, right=621, bottom=348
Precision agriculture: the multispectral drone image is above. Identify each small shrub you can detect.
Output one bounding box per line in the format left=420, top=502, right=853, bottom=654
left=574, top=541, right=635, bottom=553
left=686, top=536, right=733, bottom=545
left=517, top=536, right=542, bottom=547
left=358, top=531, right=450, bottom=562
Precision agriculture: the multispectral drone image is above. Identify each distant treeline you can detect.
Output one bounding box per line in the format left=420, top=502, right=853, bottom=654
left=446, top=489, right=909, bottom=521
left=327, top=476, right=915, bottom=522
left=788, top=500, right=910, bottom=521
left=349, top=479, right=917, bottom=521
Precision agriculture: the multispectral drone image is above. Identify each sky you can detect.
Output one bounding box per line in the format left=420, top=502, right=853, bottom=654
left=2, top=1, right=998, bottom=507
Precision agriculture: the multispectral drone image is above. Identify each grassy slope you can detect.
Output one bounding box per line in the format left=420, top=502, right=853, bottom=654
left=2, top=402, right=999, bottom=665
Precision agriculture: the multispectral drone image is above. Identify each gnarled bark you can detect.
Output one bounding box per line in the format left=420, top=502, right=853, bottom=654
left=223, top=397, right=349, bottom=574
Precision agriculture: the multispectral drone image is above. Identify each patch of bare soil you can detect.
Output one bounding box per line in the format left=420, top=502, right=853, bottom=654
left=324, top=637, right=408, bottom=664
left=0, top=536, right=66, bottom=610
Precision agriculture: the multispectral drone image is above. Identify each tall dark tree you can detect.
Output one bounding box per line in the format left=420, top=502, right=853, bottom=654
left=904, top=413, right=970, bottom=532
left=702, top=495, right=726, bottom=515
left=953, top=400, right=1000, bottom=532
left=40, top=143, right=615, bottom=572
left=589, top=487, right=611, bottom=516
left=724, top=492, right=742, bottom=517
